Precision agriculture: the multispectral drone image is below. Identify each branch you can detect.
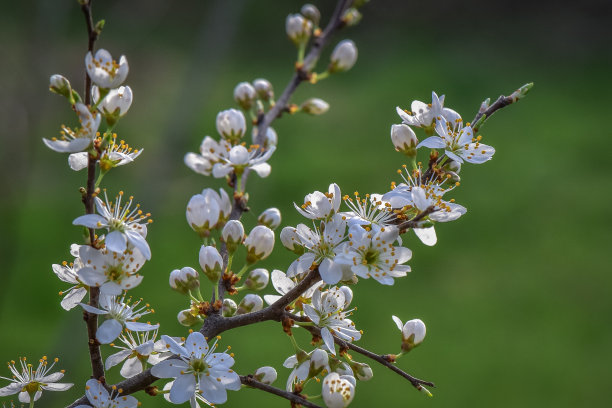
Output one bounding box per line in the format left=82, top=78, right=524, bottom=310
left=298, top=322, right=435, bottom=390
left=396, top=205, right=436, bottom=233
left=241, top=375, right=322, bottom=408
left=254, top=0, right=353, bottom=145
left=470, top=83, right=533, bottom=133
left=80, top=0, right=105, bottom=384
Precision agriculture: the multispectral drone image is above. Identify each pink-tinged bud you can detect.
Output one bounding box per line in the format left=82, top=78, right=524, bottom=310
left=244, top=225, right=275, bottom=264
left=198, top=245, right=223, bottom=282
left=280, top=226, right=304, bottom=255
left=221, top=220, right=244, bottom=254
left=329, top=40, right=358, bottom=73
left=322, top=372, right=355, bottom=408
left=222, top=298, right=237, bottom=317
left=236, top=294, right=263, bottom=314
left=234, top=81, right=257, bottom=110
left=254, top=366, right=277, bottom=385
left=169, top=267, right=200, bottom=295
left=253, top=78, right=274, bottom=101
left=286, top=14, right=312, bottom=46
left=390, top=124, right=418, bottom=158
left=244, top=268, right=270, bottom=291
left=258, top=207, right=281, bottom=230
left=301, top=98, right=329, bottom=115
left=216, top=108, right=246, bottom=143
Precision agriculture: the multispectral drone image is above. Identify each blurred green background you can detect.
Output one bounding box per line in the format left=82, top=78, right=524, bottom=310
left=1, top=0, right=611, bottom=406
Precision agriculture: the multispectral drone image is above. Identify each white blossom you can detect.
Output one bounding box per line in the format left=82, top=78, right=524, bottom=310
left=244, top=268, right=269, bottom=291
left=236, top=294, right=263, bottom=314
left=92, top=85, right=133, bottom=118
left=244, top=225, right=275, bottom=263
left=392, top=316, right=426, bottom=351
left=286, top=14, right=312, bottom=46
left=254, top=366, right=277, bottom=385
left=52, top=244, right=87, bottom=310
left=390, top=123, right=418, bottom=156
left=294, top=183, right=341, bottom=221
left=105, top=329, right=169, bottom=378
left=43, top=102, right=101, bottom=153
left=263, top=269, right=323, bottom=308
left=330, top=40, right=358, bottom=73
left=0, top=357, right=73, bottom=403
left=396, top=91, right=457, bottom=132
left=74, top=379, right=138, bottom=408
left=184, top=136, right=231, bottom=176
left=322, top=372, right=355, bottom=408
left=233, top=82, right=257, bottom=110
left=85, top=49, right=129, bottom=89
left=258, top=207, right=281, bottom=229
left=221, top=220, right=244, bottom=254
left=199, top=245, right=223, bottom=282
left=77, top=245, right=145, bottom=295
left=212, top=144, right=276, bottom=179
left=169, top=266, right=200, bottom=295
left=151, top=332, right=240, bottom=405
left=216, top=108, right=246, bottom=143
left=340, top=192, right=396, bottom=229
left=73, top=191, right=151, bottom=259
left=79, top=295, right=158, bottom=344
left=69, top=135, right=142, bottom=172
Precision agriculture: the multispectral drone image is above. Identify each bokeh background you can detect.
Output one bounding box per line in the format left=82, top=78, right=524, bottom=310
left=1, top=0, right=611, bottom=406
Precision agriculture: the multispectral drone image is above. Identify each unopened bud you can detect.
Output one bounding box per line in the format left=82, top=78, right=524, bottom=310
left=329, top=40, right=358, bottom=73
left=258, top=207, right=281, bottom=230
left=177, top=309, right=203, bottom=327
left=341, top=8, right=362, bottom=27
left=234, top=81, right=257, bottom=110
left=392, top=316, right=426, bottom=352
left=221, top=220, right=245, bottom=254
left=254, top=366, right=277, bottom=385
left=445, top=160, right=461, bottom=173
left=49, top=74, right=72, bottom=98
left=309, top=349, right=329, bottom=377
left=216, top=108, right=246, bottom=143
left=390, top=124, right=418, bottom=157
left=286, top=14, right=312, bottom=46
left=186, top=193, right=220, bottom=237
left=169, top=267, right=200, bottom=295
left=222, top=298, right=237, bottom=317
left=332, top=361, right=354, bottom=376
left=244, top=225, right=275, bottom=264
left=244, top=268, right=270, bottom=291
left=349, top=361, right=373, bottom=381
left=339, top=286, right=353, bottom=308
left=300, top=98, right=329, bottom=115
left=199, top=245, right=223, bottom=282
left=252, top=126, right=278, bottom=150
left=236, top=294, right=263, bottom=314
left=253, top=78, right=274, bottom=101
left=93, top=85, right=133, bottom=124
left=280, top=226, right=304, bottom=255
left=300, top=4, right=320, bottom=26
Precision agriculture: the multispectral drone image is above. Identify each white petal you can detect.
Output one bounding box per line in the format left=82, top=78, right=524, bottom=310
left=151, top=359, right=188, bottom=378
left=105, top=349, right=131, bottom=370
left=417, top=136, right=446, bottom=149
left=125, top=321, right=159, bottom=332
left=105, top=230, right=128, bottom=253
left=79, top=303, right=107, bottom=315
left=120, top=357, right=143, bottom=378
left=125, top=229, right=151, bottom=260
left=97, top=319, right=123, bottom=344
left=0, top=382, right=22, bottom=396
left=392, top=315, right=404, bottom=331
left=68, top=152, right=89, bottom=171
left=321, top=328, right=336, bottom=355
left=169, top=374, right=197, bottom=404
left=73, top=214, right=107, bottom=229
left=199, top=376, right=228, bottom=404
left=414, top=226, right=437, bottom=246
left=42, top=382, right=73, bottom=392
left=61, top=287, right=87, bottom=310
left=251, top=162, right=271, bottom=177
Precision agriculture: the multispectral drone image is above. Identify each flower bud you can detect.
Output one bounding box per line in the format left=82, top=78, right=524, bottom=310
left=444, top=160, right=461, bottom=174
left=309, top=349, right=329, bottom=377
left=322, top=372, right=355, bottom=408
left=254, top=366, right=277, bottom=385
left=199, top=245, right=223, bottom=282
left=253, top=78, right=274, bottom=101
left=300, top=98, right=329, bottom=115
left=329, top=40, right=358, bottom=73
left=186, top=193, right=220, bottom=237
left=349, top=361, right=373, bottom=381
left=286, top=14, right=312, bottom=46
left=94, top=86, right=133, bottom=122
left=338, top=286, right=353, bottom=308
left=244, top=225, right=275, bottom=264
left=341, top=8, right=362, bottom=27
left=390, top=124, right=418, bottom=158
left=216, top=108, right=246, bottom=143
left=49, top=74, right=72, bottom=98
left=236, top=294, right=263, bottom=315
left=258, top=207, right=281, bottom=230
left=233, top=81, right=257, bottom=110
left=332, top=362, right=354, bottom=376
left=221, top=220, right=244, bottom=254
left=169, top=267, right=200, bottom=295
left=280, top=226, right=304, bottom=255
left=244, top=268, right=270, bottom=291
left=222, top=298, right=237, bottom=317
left=300, top=4, right=320, bottom=26
left=392, top=316, right=426, bottom=352
left=177, top=309, right=203, bottom=327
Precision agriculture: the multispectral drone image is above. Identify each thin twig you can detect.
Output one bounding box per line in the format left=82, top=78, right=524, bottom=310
left=241, top=375, right=322, bottom=408
left=80, top=0, right=105, bottom=384
left=297, top=321, right=435, bottom=390
left=397, top=205, right=436, bottom=233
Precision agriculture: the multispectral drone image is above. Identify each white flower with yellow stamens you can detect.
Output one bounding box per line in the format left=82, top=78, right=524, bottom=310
left=294, top=183, right=341, bottom=221
left=335, top=225, right=411, bottom=285
left=105, top=329, right=170, bottom=378
left=152, top=332, right=240, bottom=405
left=184, top=136, right=231, bottom=176
left=212, top=144, right=276, bottom=179
left=340, top=192, right=396, bottom=229
left=69, top=134, right=143, bottom=172
left=74, top=379, right=139, bottom=408
left=85, top=49, right=129, bottom=89
left=43, top=102, right=101, bottom=153
left=0, top=356, right=73, bottom=403
left=322, top=372, right=355, bottom=408
left=396, top=91, right=458, bottom=133
left=73, top=191, right=152, bottom=260
left=52, top=244, right=87, bottom=310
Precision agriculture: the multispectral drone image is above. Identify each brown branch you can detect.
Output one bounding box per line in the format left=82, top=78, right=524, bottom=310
left=241, top=375, right=322, bottom=408
left=297, top=321, right=435, bottom=390
left=397, top=205, right=436, bottom=233
left=80, top=0, right=105, bottom=384
left=254, top=0, right=353, bottom=146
